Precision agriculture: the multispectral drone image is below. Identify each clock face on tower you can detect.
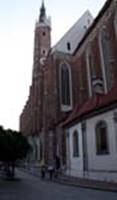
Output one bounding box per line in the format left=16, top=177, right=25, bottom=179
left=40, top=47, right=48, bottom=66
left=39, top=57, right=46, bottom=66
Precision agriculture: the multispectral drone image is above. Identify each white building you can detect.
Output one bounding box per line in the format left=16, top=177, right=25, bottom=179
left=64, top=83, right=117, bottom=182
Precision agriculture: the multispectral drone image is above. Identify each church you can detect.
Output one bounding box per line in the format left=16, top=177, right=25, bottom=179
left=20, top=0, right=117, bottom=182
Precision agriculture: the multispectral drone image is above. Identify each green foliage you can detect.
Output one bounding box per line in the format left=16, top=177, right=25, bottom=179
left=0, top=127, right=31, bottom=163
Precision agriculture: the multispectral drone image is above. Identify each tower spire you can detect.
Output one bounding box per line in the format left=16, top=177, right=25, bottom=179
left=39, top=0, right=46, bottom=23
left=42, top=0, right=45, bottom=9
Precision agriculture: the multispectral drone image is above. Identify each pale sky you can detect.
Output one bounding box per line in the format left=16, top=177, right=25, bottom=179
left=0, top=0, right=106, bottom=130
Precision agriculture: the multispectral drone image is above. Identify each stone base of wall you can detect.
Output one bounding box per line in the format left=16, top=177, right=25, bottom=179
left=86, top=171, right=117, bottom=183
left=65, top=169, right=84, bottom=178
left=65, top=169, right=117, bottom=183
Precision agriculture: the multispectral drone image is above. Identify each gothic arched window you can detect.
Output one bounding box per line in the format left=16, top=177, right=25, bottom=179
left=86, top=49, right=104, bottom=96
left=60, top=62, right=72, bottom=111
left=73, top=131, right=79, bottom=157
left=86, top=50, right=92, bottom=97
left=95, top=120, right=109, bottom=155
left=99, top=29, right=113, bottom=92
left=86, top=49, right=96, bottom=96
left=114, top=12, right=117, bottom=39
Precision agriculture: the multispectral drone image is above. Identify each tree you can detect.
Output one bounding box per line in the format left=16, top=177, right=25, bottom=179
left=0, top=127, right=31, bottom=178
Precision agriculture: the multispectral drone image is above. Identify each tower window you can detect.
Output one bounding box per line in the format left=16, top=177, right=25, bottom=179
left=67, top=42, right=71, bottom=51
left=43, top=50, right=46, bottom=55
left=41, top=48, right=47, bottom=57
left=42, top=32, right=46, bottom=36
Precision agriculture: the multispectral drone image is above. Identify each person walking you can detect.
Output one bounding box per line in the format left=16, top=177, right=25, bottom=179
left=48, top=165, right=54, bottom=180
left=41, top=165, right=46, bottom=179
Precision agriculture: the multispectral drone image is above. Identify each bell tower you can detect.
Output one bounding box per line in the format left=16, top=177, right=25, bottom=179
left=29, top=0, right=51, bottom=138
left=33, top=0, right=51, bottom=78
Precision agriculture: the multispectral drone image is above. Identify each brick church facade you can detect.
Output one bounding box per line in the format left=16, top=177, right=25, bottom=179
left=20, top=0, right=117, bottom=171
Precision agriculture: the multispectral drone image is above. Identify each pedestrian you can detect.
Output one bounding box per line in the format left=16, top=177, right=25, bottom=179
left=55, top=156, right=60, bottom=178
left=48, top=165, right=54, bottom=180
left=41, top=165, right=46, bottom=179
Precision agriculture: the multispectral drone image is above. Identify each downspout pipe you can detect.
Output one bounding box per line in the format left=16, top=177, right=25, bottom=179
left=81, top=121, right=88, bottom=177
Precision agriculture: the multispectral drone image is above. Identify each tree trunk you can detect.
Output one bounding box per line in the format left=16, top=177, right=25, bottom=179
left=11, top=162, right=15, bottom=178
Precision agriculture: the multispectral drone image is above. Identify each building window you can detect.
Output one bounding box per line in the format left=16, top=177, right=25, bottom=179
left=95, top=121, right=109, bottom=155
left=87, top=19, right=91, bottom=25
left=60, top=62, right=72, bottom=110
left=67, top=42, right=71, bottom=51
left=73, top=131, right=79, bottom=157
left=86, top=50, right=92, bottom=96
left=86, top=49, right=97, bottom=96
left=99, top=29, right=113, bottom=92
left=92, top=78, right=104, bottom=94
left=114, top=12, right=117, bottom=39
left=86, top=49, right=104, bottom=95
left=86, top=47, right=104, bottom=96
left=83, top=25, right=87, bottom=30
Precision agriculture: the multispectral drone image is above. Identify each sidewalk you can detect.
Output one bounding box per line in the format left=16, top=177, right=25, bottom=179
left=20, top=168, right=117, bottom=192
left=54, top=174, right=117, bottom=192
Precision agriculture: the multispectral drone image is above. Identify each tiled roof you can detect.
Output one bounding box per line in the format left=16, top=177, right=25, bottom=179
left=63, top=82, right=117, bottom=127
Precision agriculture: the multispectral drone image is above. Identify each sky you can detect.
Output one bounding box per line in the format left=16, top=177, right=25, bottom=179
left=0, top=0, right=106, bottom=131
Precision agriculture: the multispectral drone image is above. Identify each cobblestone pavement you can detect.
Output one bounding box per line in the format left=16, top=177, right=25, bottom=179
left=0, top=170, right=117, bottom=200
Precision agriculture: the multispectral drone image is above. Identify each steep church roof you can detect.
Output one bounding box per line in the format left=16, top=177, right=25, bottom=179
left=52, top=10, right=93, bottom=54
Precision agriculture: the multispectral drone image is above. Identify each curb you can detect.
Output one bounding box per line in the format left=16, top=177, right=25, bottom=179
left=53, top=178, right=117, bottom=193
left=19, top=169, right=117, bottom=193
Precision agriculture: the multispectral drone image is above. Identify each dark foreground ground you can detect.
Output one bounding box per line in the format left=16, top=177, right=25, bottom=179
left=0, top=170, right=117, bottom=200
